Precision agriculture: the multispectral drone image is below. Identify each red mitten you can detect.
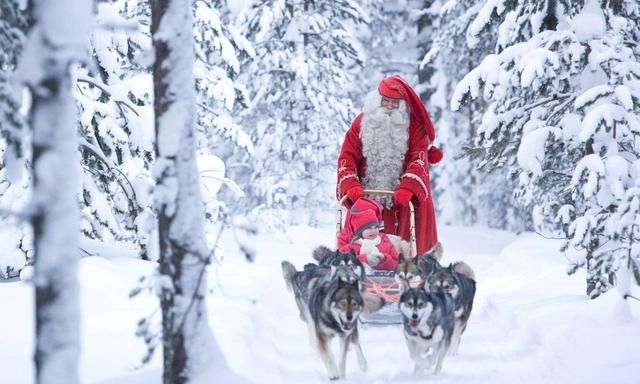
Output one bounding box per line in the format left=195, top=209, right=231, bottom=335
left=346, top=186, right=365, bottom=203
left=393, top=188, right=413, bottom=206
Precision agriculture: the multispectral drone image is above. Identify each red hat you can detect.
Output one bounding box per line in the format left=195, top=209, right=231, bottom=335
left=378, top=75, right=436, bottom=142
left=350, top=197, right=382, bottom=219
left=349, top=209, right=381, bottom=239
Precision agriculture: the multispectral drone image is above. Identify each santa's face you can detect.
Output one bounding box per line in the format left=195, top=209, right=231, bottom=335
left=380, top=95, right=401, bottom=110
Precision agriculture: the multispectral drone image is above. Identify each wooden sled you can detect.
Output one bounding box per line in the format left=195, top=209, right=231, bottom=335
left=337, top=190, right=417, bottom=325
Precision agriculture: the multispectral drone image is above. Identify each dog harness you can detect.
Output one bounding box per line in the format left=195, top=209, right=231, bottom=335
left=404, top=324, right=433, bottom=340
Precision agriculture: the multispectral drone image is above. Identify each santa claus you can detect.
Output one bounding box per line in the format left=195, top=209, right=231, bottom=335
left=336, top=75, right=443, bottom=255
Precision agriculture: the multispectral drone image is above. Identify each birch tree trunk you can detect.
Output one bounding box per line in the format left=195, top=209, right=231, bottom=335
left=151, top=0, right=215, bottom=382
left=20, top=1, right=92, bottom=383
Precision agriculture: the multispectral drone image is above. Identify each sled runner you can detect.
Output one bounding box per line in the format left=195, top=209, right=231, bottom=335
left=337, top=190, right=417, bottom=325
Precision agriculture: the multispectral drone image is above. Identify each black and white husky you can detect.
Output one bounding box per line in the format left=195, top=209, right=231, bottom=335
left=313, top=246, right=365, bottom=282
left=281, top=248, right=383, bottom=380
left=399, top=285, right=455, bottom=374
left=427, top=262, right=476, bottom=354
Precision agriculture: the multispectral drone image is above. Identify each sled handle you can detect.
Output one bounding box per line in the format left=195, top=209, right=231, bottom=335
left=337, top=189, right=417, bottom=257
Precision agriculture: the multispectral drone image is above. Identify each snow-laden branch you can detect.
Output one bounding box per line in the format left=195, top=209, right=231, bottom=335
left=200, top=172, right=244, bottom=197
left=79, top=138, right=137, bottom=204
left=76, top=76, right=140, bottom=116
left=96, top=18, right=140, bottom=32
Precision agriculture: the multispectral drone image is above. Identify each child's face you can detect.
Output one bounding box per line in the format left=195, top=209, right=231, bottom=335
left=362, top=227, right=379, bottom=240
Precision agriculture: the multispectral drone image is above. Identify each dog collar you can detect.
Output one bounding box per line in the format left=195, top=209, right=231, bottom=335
left=416, top=329, right=433, bottom=340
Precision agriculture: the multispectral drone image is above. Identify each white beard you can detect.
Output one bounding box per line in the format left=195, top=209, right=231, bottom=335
left=360, top=91, right=410, bottom=208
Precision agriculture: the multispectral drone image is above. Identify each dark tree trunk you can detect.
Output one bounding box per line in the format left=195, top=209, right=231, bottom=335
left=152, top=0, right=212, bottom=382
left=542, top=0, right=558, bottom=31
left=417, top=0, right=437, bottom=103
left=151, top=2, right=187, bottom=382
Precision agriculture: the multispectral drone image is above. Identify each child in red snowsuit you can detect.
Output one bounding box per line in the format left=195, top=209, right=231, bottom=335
left=338, top=198, right=400, bottom=270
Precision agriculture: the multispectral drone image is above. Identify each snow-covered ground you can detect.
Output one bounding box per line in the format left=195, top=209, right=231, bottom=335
left=2, top=224, right=639, bottom=384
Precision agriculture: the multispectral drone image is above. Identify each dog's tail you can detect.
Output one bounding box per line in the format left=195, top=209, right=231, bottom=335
left=452, top=261, right=475, bottom=281
left=312, top=245, right=333, bottom=262
left=426, top=242, right=444, bottom=261
left=281, top=260, right=297, bottom=292
left=362, top=294, right=386, bottom=315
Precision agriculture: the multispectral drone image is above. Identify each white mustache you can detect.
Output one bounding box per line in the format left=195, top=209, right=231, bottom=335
left=370, top=107, right=409, bottom=126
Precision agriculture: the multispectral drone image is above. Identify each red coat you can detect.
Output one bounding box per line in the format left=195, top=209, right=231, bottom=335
left=339, top=234, right=400, bottom=270
left=337, top=113, right=439, bottom=255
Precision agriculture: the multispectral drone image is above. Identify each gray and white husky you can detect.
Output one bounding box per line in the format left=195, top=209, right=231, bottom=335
left=427, top=262, right=476, bottom=354
left=282, top=251, right=383, bottom=380
left=395, top=247, right=443, bottom=291
left=399, top=285, right=455, bottom=374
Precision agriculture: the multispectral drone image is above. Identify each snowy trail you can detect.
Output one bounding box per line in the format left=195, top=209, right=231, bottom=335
left=2, top=224, right=639, bottom=384
left=210, top=225, right=640, bottom=384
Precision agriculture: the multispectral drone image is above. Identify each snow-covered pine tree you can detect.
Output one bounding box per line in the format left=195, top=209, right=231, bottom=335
left=152, top=0, right=224, bottom=381
left=77, top=0, right=255, bottom=260
left=239, top=0, right=366, bottom=227
left=16, top=0, right=92, bottom=381
left=350, top=0, right=425, bottom=100
left=0, top=0, right=32, bottom=278
left=453, top=0, right=640, bottom=297
left=420, top=0, right=486, bottom=226
left=0, top=1, right=29, bottom=142
left=76, top=0, right=156, bottom=259
left=193, top=0, right=254, bottom=159
left=422, top=0, right=530, bottom=230
left=191, top=0, right=255, bottom=231
left=417, top=0, right=439, bottom=102
left=0, top=1, right=30, bottom=79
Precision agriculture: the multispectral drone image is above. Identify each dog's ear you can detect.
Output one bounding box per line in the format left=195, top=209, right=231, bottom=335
left=448, top=263, right=454, bottom=273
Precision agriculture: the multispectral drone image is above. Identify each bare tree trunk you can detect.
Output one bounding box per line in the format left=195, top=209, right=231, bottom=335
left=22, top=1, right=92, bottom=383
left=467, top=59, right=478, bottom=224
left=542, top=0, right=558, bottom=31
left=152, top=0, right=214, bottom=382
